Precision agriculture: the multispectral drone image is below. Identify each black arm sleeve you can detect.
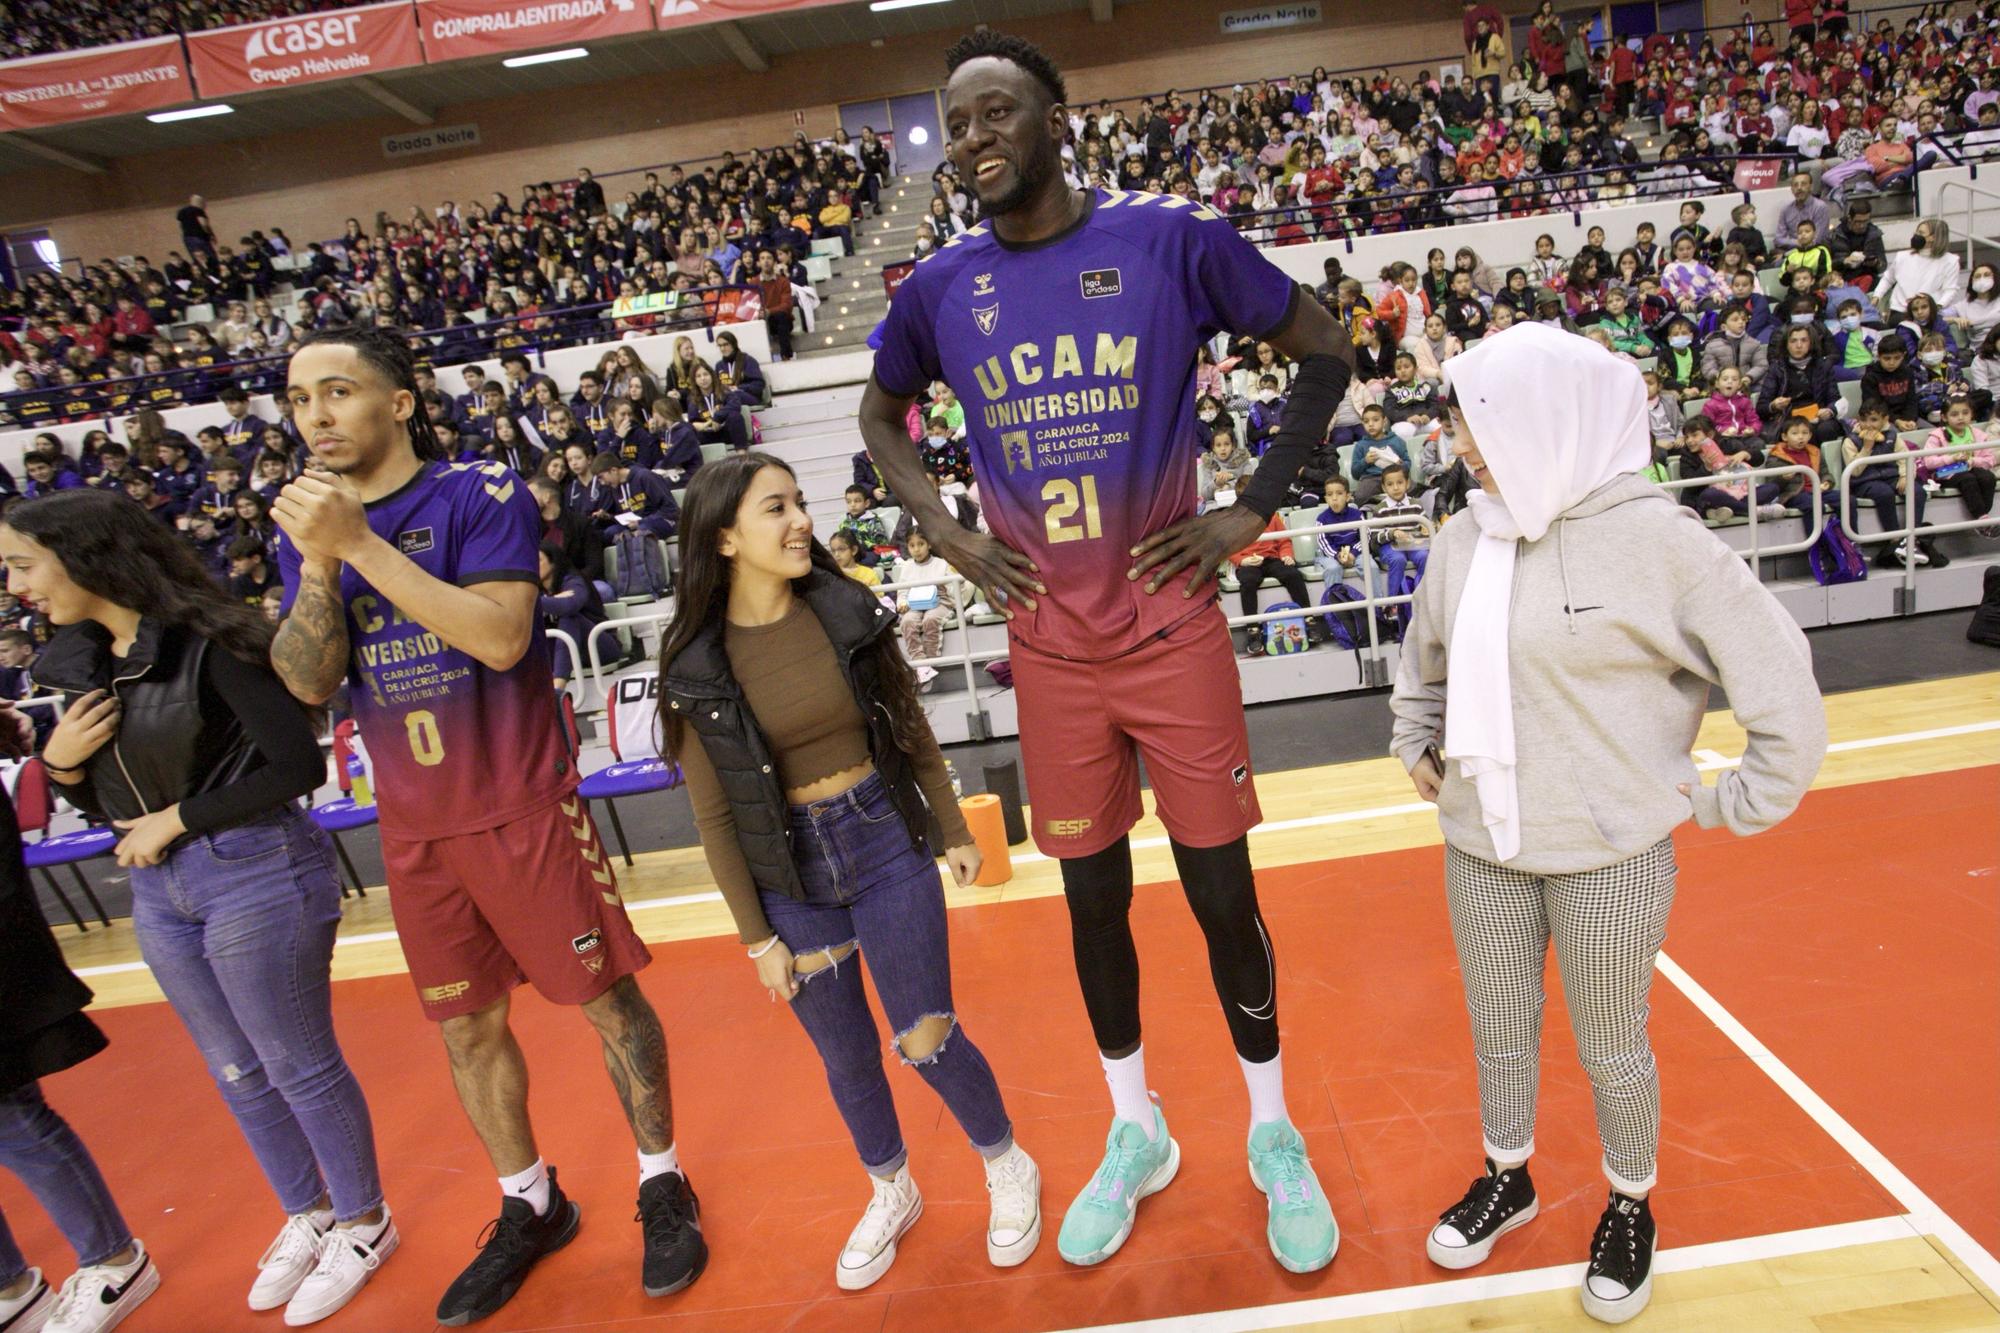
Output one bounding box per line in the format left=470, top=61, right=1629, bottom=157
left=177, top=650, right=328, bottom=835
left=1238, top=353, right=1353, bottom=519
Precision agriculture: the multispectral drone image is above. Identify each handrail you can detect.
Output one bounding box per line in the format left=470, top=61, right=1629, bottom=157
left=545, top=627, right=585, bottom=711
left=1217, top=152, right=1764, bottom=241
left=0, top=282, right=758, bottom=421
left=1839, top=440, right=1996, bottom=603
left=1931, top=178, right=2000, bottom=276
left=1657, top=463, right=1825, bottom=558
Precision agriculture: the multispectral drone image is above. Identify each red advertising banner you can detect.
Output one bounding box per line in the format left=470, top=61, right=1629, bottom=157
left=416, top=0, right=653, bottom=63
left=881, top=260, right=916, bottom=300
left=0, top=36, right=195, bottom=131
left=187, top=2, right=423, bottom=97
left=1732, top=158, right=1785, bottom=192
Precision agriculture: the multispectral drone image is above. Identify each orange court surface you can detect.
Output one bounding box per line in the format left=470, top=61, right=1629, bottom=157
left=13, top=673, right=2000, bottom=1333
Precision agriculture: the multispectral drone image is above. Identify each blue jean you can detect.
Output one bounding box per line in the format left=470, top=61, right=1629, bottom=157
left=764, top=770, right=1012, bottom=1175
left=1383, top=546, right=1429, bottom=595
left=0, top=1083, right=132, bottom=1286
left=130, top=807, right=383, bottom=1222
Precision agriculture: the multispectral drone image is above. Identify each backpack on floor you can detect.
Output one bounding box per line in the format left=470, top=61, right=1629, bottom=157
left=1808, top=512, right=1869, bottom=586
left=612, top=528, right=668, bottom=600
left=1263, top=601, right=1309, bottom=654
left=1318, top=582, right=1370, bottom=649
left=1969, top=566, right=2000, bottom=647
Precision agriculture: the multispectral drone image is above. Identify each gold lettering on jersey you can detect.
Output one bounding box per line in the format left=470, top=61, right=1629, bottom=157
left=972, top=333, right=1138, bottom=401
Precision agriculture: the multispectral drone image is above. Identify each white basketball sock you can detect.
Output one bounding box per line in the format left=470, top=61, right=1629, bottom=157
left=1101, top=1047, right=1159, bottom=1140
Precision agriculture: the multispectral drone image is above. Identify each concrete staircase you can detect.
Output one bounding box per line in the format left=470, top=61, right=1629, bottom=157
left=798, top=172, right=933, bottom=357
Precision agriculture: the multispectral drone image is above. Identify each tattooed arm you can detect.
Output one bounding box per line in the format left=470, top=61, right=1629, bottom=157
left=272, top=557, right=351, bottom=707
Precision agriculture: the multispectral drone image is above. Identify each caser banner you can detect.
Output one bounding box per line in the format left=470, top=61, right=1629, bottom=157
left=0, top=35, right=195, bottom=130
left=415, top=0, right=652, bottom=62
left=187, top=2, right=425, bottom=96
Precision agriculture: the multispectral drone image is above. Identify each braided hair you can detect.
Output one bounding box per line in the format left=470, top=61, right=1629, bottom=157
left=294, top=323, right=448, bottom=462
left=943, top=30, right=1068, bottom=108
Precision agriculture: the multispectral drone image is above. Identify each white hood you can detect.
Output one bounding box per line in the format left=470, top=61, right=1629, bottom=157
left=1440, top=322, right=1651, bottom=541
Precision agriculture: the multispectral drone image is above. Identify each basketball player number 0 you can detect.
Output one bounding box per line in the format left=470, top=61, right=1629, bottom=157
left=405, top=709, right=446, bottom=767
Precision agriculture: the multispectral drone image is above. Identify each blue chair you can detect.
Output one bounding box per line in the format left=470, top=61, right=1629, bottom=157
left=309, top=799, right=376, bottom=898
left=22, top=828, right=116, bottom=931
left=578, top=758, right=681, bottom=865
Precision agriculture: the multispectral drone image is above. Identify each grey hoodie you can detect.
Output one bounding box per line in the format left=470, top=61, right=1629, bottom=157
left=1198, top=439, right=1258, bottom=504
left=1389, top=473, right=1828, bottom=873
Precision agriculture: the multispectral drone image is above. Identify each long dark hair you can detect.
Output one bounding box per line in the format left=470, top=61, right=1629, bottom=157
left=294, top=324, right=447, bottom=462
left=4, top=489, right=276, bottom=668
left=656, top=451, right=928, bottom=760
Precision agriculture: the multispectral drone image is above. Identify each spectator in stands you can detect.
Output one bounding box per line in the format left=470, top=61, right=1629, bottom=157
left=1828, top=200, right=1887, bottom=291
left=1351, top=406, right=1413, bottom=503
left=891, top=528, right=960, bottom=664
left=1701, top=366, right=1765, bottom=452
left=1776, top=171, right=1832, bottom=249
left=1842, top=400, right=1928, bottom=564
left=584, top=453, right=679, bottom=541
left=1759, top=323, right=1843, bottom=444
left=1878, top=218, right=1964, bottom=318
left=837, top=486, right=890, bottom=555
left=1660, top=236, right=1729, bottom=311
left=1780, top=219, right=1835, bottom=283
left=537, top=541, right=606, bottom=691
left=1700, top=303, right=1770, bottom=385
left=1406, top=313, right=1462, bottom=381
left=1367, top=464, right=1429, bottom=605
left=1313, top=477, right=1365, bottom=586
left=1921, top=397, right=1999, bottom=529
left=176, top=195, right=216, bottom=265
left=1228, top=509, right=1322, bottom=657
left=599, top=402, right=658, bottom=470
left=827, top=530, right=879, bottom=589
left=571, top=169, right=606, bottom=218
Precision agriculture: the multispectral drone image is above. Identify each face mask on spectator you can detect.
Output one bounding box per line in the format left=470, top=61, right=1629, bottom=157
left=1199, top=408, right=1218, bottom=422
left=1256, top=389, right=1279, bottom=402
left=1841, top=314, right=1863, bottom=330
left=1669, top=333, right=1693, bottom=349
left=1920, top=350, right=1947, bottom=365
left=1976, top=277, right=1996, bottom=294
left=1790, top=313, right=1814, bottom=325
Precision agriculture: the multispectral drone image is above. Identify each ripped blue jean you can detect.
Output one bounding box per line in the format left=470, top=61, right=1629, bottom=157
left=130, top=807, right=383, bottom=1221
left=764, top=769, right=1012, bottom=1175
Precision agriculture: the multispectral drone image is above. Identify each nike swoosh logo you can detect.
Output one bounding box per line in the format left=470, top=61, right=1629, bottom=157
left=99, top=1260, right=147, bottom=1305
left=1564, top=605, right=1605, bottom=614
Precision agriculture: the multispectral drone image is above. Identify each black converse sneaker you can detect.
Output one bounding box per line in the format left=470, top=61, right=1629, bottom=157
left=1425, top=1158, right=1539, bottom=1270
left=1581, top=1192, right=1657, bottom=1325
left=436, top=1168, right=582, bottom=1327
left=636, top=1172, right=708, bottom=1298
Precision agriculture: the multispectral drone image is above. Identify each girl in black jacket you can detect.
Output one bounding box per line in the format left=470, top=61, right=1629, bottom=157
left=0, top=490, right=395, bottom=1326
left=0, top=699, right=155, bottom=1333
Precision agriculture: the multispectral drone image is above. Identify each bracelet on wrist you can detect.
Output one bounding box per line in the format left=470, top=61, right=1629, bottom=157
left=41, top=759, right=83, bottom=775
left=747, top=934, right=782, bottom=960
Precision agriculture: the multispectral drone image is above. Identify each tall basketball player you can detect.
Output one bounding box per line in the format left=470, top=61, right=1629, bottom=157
left=269, top=327, right=708, bottom=1323
left=860, top=32, right=1356, bottom=1273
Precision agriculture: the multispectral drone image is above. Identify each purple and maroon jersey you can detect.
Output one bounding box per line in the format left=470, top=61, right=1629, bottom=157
left=873, top=187, right=1299, bottom=662
left=277, top=460, right=576, bottom=839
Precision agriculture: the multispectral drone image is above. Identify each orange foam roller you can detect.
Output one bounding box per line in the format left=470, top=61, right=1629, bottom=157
left=958, top=793, right=1013, bottom=886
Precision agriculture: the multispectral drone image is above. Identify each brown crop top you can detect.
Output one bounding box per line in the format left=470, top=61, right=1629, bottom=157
left=678, top=599, right=972, bottom=943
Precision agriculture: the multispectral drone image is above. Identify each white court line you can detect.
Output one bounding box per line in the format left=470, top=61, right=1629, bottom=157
left=1048, top=1217, right=1918, bottom=1333
left=1658, top=953, right=2000, bottom=1294
left=71, top=716, right=2000, bottom=980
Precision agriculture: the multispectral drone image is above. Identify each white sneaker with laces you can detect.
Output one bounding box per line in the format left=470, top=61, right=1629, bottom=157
left=42, top=1242, right=159, bottom=1333
left=835, top=1165, right=922, bottom=1291
left=284, top=1210, right=397, bottom=1327
left=0, top=1267, right=52, bottom=1333
left=249, top=1210, right=331, bottom=1310
left=983, top=1144, right=1042, bottom=1267
left=1756, top=502, right=1792, bottom=519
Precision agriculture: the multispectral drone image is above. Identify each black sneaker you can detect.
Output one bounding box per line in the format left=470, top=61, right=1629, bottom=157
left=436, top=1168, right=582, bottom=1326
left=1425, top=1157, right=1539, bottom=1270
left=1580, top=1192, right=1657, bottom=1325
left=637, top=1171, right=708, bottom=1298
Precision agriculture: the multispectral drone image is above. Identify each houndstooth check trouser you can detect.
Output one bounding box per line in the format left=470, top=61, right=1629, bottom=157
left=1443, top=838, right=1678, bottom=1195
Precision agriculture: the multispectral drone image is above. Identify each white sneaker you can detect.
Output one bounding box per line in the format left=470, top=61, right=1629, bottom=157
left=0, top=1268, right=53, bottom=1333
left=249, top=1210, right=331, bottom=1310
left=284, top=1210, right=397, bottom=1326
left=1756, top=503, right=1792, bottom=519
left=835, top=1165, right=922, bottom=1291
left=983, top=1144, right=1042, bottom=1268
left=43, top=1243, right=159, bottom=1333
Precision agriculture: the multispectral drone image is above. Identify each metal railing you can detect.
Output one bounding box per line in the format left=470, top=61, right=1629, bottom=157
left=1657, top=462, right=1826, bottom=558
left=1840, top=440, right=1997, bottom=611
left=574, top=513, right=1445, bottom=711
left=0, top=283, right=759, bottom=424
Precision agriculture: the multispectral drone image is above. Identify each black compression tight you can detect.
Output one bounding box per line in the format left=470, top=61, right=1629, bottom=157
left=1059, top=834, right=1280, bottom=1064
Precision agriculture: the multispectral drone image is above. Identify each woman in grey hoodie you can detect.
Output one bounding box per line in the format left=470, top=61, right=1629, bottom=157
left=1389, top=324, right=1827, bottom=1326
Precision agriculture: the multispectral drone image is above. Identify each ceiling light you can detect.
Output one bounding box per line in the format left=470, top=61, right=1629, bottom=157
left=147, top=104, right=233, bottom=123
left=869, top=0, right=951, bottom=11
left=503, top=46, right=588, bottom=67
